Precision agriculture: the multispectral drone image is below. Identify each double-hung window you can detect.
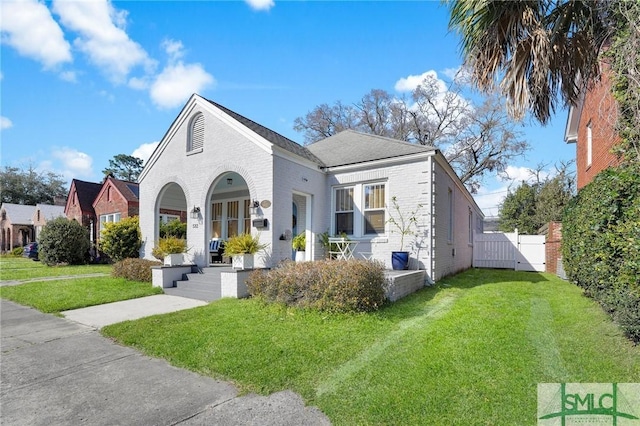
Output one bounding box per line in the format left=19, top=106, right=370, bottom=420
left=364, top=183, right=385, bottom=235
left=100, top=213, right=121, bottom=232
left=334, top=187, right=354, bottom=235
left=333, top=182, right=386, bottom=237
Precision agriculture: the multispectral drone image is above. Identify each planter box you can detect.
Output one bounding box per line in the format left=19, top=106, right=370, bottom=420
left=164, top=253, right=184, bottom=266
left=232, top=254, right=254, bottom=270
left=295, top=251, right=306, bottom=262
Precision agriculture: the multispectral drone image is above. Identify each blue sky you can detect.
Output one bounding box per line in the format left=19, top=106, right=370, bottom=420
left=1, top=0, right=575, bottom=216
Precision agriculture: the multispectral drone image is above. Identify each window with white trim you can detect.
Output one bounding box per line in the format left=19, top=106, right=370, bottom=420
left=334, top=187, right=354, bottom=235
left=364, top=183, right=385, bottom=235
left=468, top=208, right=473, bottom=244
left=210, top=197, right=250, bottom=240
left=332, top=182, right=387, bottom=237
left=159, top=214, right=180, bottom=224
left=447, top=188, right=454, bottom=242
left=188, top=113, right=204, bottom=153
left=100, top=213, right=121, bottom=232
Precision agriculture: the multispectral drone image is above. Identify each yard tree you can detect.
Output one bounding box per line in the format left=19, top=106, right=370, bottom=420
left=498, top=165, right=574, bottom=234
left=0, top=165, right=66, bottom=205
left=294, top=76, right=528, bottom=193
left=102, top=154, right=144, bottom=182
left=447, top=0, right=611, bottom=124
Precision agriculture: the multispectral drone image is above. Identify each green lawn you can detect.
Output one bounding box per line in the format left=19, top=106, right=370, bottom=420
left=0, top=276, right=162, bottom=313
left=0, top=256, right=112, bottom=281
left=102, top=269, right=640, bottom=425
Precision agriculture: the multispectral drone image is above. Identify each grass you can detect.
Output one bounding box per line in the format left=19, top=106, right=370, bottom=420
left=102, top=269, right=640, bottom=424
left=0, top=276, right=162, bottom=313
left=0, top=256, right=112, bottom=281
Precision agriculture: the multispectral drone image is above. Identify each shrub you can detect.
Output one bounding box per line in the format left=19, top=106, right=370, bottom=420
left=39, top=217, right=90, bottom=266
left=224, top=233, right=268, bottom=255
left=562, top=163, right=640, bottom=343
left=11, top=247, right=24, bottom=256
left=151, top=237, right=187, bottom=261
left=100, top=216, right=141, bottom=262
left=159, top=219, right=186, bottom=239
left=112, top=258, right=162, bottom=282
left=247, top=259, right=388, bottom=313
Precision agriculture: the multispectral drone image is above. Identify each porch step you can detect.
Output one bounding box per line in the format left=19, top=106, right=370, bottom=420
left=165, top=267, right=232, bottom=302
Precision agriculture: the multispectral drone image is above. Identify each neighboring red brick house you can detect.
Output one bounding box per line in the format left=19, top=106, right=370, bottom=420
left=92, top=176, right=139, bottom=243
left=65, top=179, right=102, bottom=243
left=564, top=63, right=621, bottom=189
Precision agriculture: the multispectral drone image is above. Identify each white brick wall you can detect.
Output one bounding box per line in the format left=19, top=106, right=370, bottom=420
left=140, top=95, right=482, bottom=278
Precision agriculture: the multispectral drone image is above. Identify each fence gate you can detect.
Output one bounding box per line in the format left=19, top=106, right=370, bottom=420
left=473, top=230, right=545, bottom=272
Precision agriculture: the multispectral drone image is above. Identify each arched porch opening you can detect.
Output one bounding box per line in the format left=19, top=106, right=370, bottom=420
left=156, top=182, right=188, bottom=241
left=207, top=172, right=251, bottom=265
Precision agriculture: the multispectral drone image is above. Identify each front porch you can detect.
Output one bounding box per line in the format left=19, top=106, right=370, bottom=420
left=152, top=265, right=427, bottom=303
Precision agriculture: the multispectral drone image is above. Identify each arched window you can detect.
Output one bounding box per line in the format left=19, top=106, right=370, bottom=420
left=188, top=113, right=204, bottom=152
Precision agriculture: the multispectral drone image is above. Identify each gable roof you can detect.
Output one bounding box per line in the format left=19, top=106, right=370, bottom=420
left=69, top=179, right=102, bottom=214
left=35, top=204, right=65, bottom=220
left=110, top=178, right=139, bottom=202
left=307, top=130, right=436, bottom=168
left=204, top=97, right=325, bottom=166
left=1, top=203, right=35, bottom=225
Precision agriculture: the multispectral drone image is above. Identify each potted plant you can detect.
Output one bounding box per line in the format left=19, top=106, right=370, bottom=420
left=152, top=236, right=188, bottom=266
left=292, top=232, right=306, bottom=262
left=387, top=196, right=422, bottom=270
left=223, top=233, right=268, bottom=270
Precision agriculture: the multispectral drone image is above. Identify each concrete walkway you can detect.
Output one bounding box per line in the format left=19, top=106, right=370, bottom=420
left=62, top=294, right=208, bottom=329
left=0, top=299, right=331, bottom=425
left=0, top=273, right=110, bottom=287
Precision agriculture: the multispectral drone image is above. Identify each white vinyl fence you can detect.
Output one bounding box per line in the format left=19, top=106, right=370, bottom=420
left=473, top=230, right=545, bottom=272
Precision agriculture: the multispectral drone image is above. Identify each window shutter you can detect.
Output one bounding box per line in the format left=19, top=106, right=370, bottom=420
left=190, top=113, right=204, bottom=151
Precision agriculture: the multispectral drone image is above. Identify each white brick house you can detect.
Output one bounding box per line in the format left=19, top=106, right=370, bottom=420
left=139, top=94, right=483, bottom=282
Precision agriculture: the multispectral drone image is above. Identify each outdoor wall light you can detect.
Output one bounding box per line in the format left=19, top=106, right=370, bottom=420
left=190, top=206, right=201, bottom=219
left=250, top=200, right=260, bottom=215
left=227, top=178, right=233, bottom=185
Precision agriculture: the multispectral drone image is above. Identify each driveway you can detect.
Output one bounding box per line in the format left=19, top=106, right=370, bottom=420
left=0, top=299, right=330, bottom=425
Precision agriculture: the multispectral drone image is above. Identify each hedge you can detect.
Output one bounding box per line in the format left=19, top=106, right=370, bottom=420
left=562, top=163, right=640, bottom=343
left=247, top=259, right=388, bottom=313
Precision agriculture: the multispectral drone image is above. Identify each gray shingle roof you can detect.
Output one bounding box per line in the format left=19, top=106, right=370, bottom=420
left=307, top=130, right=436, bottom=168
left=204, top=98, right=325, bottom=166
left=1, top=203, right=35, bottom=225
left=35, top=204, right=65, bottom=220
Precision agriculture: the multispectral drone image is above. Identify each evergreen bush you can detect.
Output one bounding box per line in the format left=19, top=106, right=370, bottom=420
left=39, top=217, right=90, bottom=265
left=100, top=216, right=141, bottom=262
left=562, top=163, right=640, bottom=343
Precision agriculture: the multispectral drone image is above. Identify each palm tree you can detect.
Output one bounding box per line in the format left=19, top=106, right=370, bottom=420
left=448, top=0, right=612, bottom=124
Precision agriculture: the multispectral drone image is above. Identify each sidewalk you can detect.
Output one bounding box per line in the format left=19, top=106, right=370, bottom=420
left=62, top=294, right=208, bottom=329
left=0, top=299, right=331, bottom=425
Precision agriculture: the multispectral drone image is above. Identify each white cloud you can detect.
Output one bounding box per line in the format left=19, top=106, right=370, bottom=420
left=499, top=165, right=542, bottom=183
left=1, top=0, right=72, bottom=69
left=394, top=70, right=446, bottom=93
left=131, top=141, right=159, bottom=164
left=52, top=0, right=153, bottom=83
left=59, top=70, right=77, bottom=82
left=162, top=39, right=184, bottom=62
left=1, top=116, right=13, bottom=130
left=474, top=184, right=509, bottom=218
left=442, top=67, right=460, bottom=81
left=150, top=62, right=215, bottom=109
left=51, top=147, right=93, bottom=179
left=245, top=0, right=275, bottom=11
